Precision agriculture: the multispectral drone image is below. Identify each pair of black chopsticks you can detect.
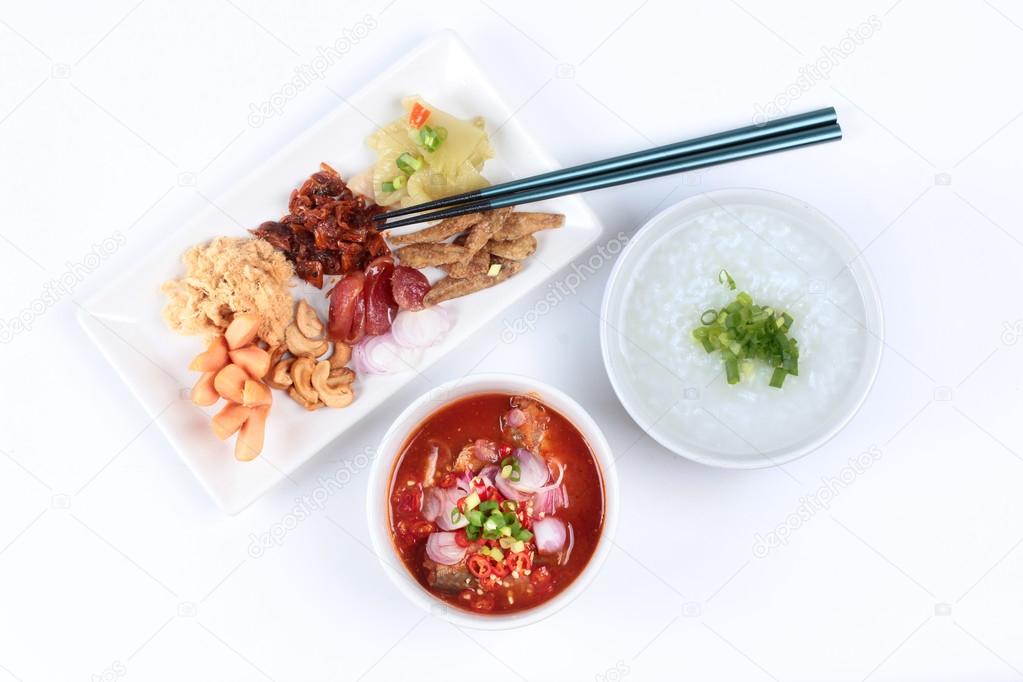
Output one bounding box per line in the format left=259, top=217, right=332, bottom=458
left=373, top=107, right=841, bottom=229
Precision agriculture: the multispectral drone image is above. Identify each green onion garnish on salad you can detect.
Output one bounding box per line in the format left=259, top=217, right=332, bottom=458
left=693, top=272, right=799, bottom=388
left=395, top=152, right=423, bottom=174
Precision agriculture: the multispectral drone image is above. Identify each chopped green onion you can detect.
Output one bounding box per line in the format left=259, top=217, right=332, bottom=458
left=390, top=175, right=406, bottom=190
left=500, top=464, right=513, bottom=479
left=467, top=510, right=483, bottom=527
left=692, top=273, right=799, bottom=389
left=466, top=524, right=480, bottom=540
left=449, top=508, right=461, bottom=523
left=479, top=546, right=492, bottom=557
left=464, top=491, right=480, bottom=510
left=501, top=500, right=518, bottom=512
left=478, top=500, right=499, bottom=513
left=380, top=181, right=395, bottom=193
left=395, top=152, right=423, bottom=174
left=500, top=526, right=512, bottom=537
left=417, top=124, right=447, bottom=152
left=516, top=528, right=533, bottom=542
left=489, top=548, right=504, bottom=562
left=510, top=540, right=525, bottom=554
left=719, top=269, right=736, bottom=290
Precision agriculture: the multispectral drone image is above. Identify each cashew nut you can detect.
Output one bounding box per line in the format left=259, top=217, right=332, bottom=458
left=328, top=342, right=352, bottom=370
left=289, top=356, right=319, bottom=407
left=285, top=323, right=328, bottom=358
left=288, top=386, right=321, bottom=411
left=266, top=357, right=294, bottom=390
left=311, top=360, right=355, bottom=408
left=295, top=299, right=324, bottom=339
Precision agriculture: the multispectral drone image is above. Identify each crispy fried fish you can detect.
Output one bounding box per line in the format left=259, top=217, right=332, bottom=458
left=386, top=212, right=483, bottom=245
left=486, top=235, right=536, bottom=260
left=443, top=247, right=491, bottom=278
left=491, top=212, right=564, bottom=241
left=460, top=207, right=512, bottom=263
left=424, top=258, right=523, bottom=305
left=393, top=242, right=467, bottom=268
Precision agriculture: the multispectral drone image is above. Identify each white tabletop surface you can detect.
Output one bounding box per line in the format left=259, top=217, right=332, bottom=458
left=2, top=1, right=1022, bottom=680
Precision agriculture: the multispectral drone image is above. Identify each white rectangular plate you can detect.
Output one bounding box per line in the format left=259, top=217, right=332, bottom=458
left=79, top=31, right=604, bottom=514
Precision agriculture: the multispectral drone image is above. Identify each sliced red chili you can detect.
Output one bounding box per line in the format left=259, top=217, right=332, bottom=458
left=454, top=529, right=469, bottom=548
left=498, top=443, right=512, bottom=458
left=506, top=551, right=532, bottom=574
left=467, top=555, right=491, bottom=579
left=490, top=559, right=509, bottom=578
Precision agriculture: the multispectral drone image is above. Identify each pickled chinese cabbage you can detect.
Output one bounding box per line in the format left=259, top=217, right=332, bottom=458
left=366, top=97, right=493, bottom=207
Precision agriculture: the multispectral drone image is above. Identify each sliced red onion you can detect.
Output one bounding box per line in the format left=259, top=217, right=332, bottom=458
left=422, top=487, right=442, bottom=522
left=505, top=408, right=526, bottom=428
left=492, top=468, right=528, bottom=501
left=509, top=448, right=548, bottom=492
left=476, top=465, right=498, bottom=490
left=533, top=484, right=567, bottom=516
left=391, top=306, right=452, bottom=349
left=353, top=333, right=423, bottom=375
left=434, top=487, right=469, bottom=531
left=425, top=532, right=467, bottom=565
left=533, top=517, right=567, bottom=555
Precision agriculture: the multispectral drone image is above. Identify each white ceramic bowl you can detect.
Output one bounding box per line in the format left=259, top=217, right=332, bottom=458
left=366, top=373, right=619, bottom=629
left=600, top=188, right=884, bottom=468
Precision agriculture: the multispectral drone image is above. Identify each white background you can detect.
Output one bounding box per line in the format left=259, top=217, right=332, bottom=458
left=2, top=1, right=1022, bottom=680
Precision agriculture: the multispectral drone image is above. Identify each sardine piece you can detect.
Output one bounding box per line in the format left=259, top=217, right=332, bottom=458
left=424, top=258, right=523, bottom=305
left=393, top=242, right=468, bottom=268
left=487, top=235, right=536, bottom=260
left=491, top=212, right=564, bottom=241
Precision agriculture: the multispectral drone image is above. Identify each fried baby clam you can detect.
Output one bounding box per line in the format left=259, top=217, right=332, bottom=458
left=424, top=258, right=522, bottom=306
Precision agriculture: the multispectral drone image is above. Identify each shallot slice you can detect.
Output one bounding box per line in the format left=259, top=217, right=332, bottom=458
left=532, top=517, right=567, bottom=555
left=353, top=333, right=423, bottom=374
left=391, top=306, right=452, bottom=349
left=426, top=532, right=467, bottom=565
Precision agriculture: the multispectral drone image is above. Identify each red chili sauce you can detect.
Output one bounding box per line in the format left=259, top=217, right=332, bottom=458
left=387, top=392, right=605, bottom=614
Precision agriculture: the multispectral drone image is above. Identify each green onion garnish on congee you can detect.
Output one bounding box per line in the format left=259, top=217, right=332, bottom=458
left=692, top=270, right=799, bottom=388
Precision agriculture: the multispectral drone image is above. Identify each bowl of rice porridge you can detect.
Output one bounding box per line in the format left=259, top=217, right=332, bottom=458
left=600, top=188, right=883, bottom=468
